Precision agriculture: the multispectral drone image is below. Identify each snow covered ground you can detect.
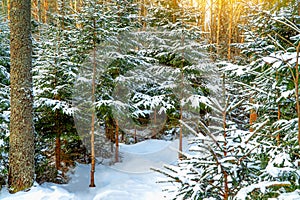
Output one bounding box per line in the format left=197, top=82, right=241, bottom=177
left=0, top=139, right=188, bottom=200
left=2, top=138, right=300, bottom=200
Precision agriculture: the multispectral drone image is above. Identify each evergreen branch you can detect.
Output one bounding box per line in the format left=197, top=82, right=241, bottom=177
left=226, top=98, right=245, bottom=113
left=198, top=119, right=220, bottom=149
left=245, top=119, right=270, bottom=143
left=151, top=167, right=182, bottom=183
left=271, top=17, right=300, bottom=34
left=179, top=120, right=206, bottom=140
left=233, top=81, right=268, bottom=95
left=238, top=144, right=260, bottom=163
left=266, top=34, right=286, bottom=52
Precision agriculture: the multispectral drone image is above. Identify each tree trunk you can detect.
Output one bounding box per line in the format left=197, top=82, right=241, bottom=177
left=55, top=110, right=61, bottom=170
left=276, top=72, right=281, bottom=145
left=115, top=119, right=119, bottom=162
left=42, top=0, right=48, bottom=23
left=89, top=17, right=97, bottom=188
left=8, top=0, right=34, bottom=193
left=152, top=109, right=157, bottom=139
left=134, top=126, right=137, bottom=143
left=249, top=98, right=257, bottom=132
left=216, top=0, right=222, bottom=54
left=295, top=42, right=300, bottom=147
left=227, top=0, right=233, bottom=60
left=140, top=0, right=147, bottom=31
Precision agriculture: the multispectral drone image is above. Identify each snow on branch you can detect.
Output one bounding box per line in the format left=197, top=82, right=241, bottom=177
left=235, top=181, right=290, bottom=200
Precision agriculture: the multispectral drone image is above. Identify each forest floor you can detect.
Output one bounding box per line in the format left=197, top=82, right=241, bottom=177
left=0, top=139, right=188, bottom=200
left=1, top=138, right=299, bottom=199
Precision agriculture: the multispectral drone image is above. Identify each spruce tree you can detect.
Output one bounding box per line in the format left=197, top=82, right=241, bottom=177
left=33, top=1, right=80, bottom=183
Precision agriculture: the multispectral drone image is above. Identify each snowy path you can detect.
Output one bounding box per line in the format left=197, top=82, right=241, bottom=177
left=0, top=139, right=188, bottom=200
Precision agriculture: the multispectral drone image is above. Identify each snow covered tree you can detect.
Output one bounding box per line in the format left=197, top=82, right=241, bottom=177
left=33, top=0, right=82, bottom=183
left=152, top=65, right=260, bottom=199
left=0, top=17, right=10, bottom=189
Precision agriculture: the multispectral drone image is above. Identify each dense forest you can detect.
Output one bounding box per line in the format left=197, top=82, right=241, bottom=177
left=0, top=0, right=300, bottom=199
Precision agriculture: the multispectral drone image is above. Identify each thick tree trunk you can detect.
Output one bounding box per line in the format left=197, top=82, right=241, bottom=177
left=8, top=0, right=34, bottom=193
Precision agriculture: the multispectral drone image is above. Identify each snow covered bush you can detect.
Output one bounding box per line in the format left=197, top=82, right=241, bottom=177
left=152, top=63, right=260, bottom=199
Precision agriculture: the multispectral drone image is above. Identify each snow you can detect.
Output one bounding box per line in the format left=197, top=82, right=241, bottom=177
left=235, top=181, right=291, bottom=200
left=276, top=190, right=300, bottom=200
left=0, top=139, right=189, bottom=200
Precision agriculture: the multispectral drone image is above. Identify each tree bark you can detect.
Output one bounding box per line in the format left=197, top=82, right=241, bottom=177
left=8, top=0, right=34, bottom=193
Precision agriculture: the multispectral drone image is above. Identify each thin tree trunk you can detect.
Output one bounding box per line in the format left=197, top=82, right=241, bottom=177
left=37, top=0, right=41, bottom=23
left=295, top=42, right=300, bottom=147
left=55, top=110, right=61, bottom=170
left=54, top=0, right=64, bottom=172
left=276, top=72, right=281, bottom=145
left=152, top=109, right=157, bottom=139
left=179, top=104, right=183, bottom=160
left=115, top=119, right=119, bottom=162
left=178, top=15, right=185, bottom=160
left=227, top=0, right=233, bottom=60
left=222, top=74, right=229, bottom=200
left=8, top=0, right=34, bottom=193
left=216, top=0, right=222, bottom=54
left=249, top=97, right=257, bottom=132
left=172, top=0, right=177, bottom=23
left=7, top=0, right=10, bottom=20
left=32, top=0, right=39, bottom=21
left=89, top=17, right=97, bottom=188
left=140, top=0, right=146, bottom=31
left=204, top=0, right=211, bottom=32
left=134, top=126, right=137, bottom=143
